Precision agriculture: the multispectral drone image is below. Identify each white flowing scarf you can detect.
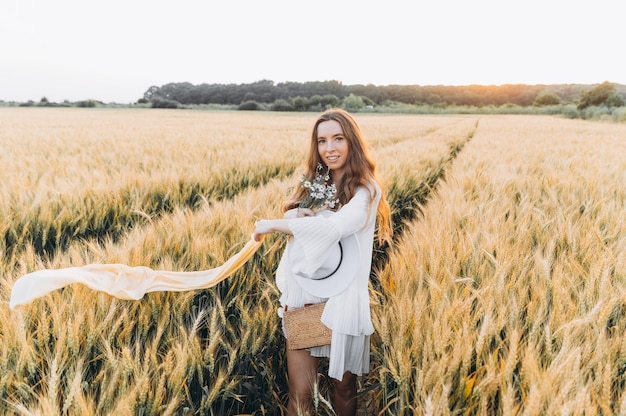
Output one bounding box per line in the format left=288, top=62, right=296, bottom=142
left=9, top=237, right=263, bottom=309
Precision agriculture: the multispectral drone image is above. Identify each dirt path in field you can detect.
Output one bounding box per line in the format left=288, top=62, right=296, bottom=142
left=371, top=118, right=479, bottom=277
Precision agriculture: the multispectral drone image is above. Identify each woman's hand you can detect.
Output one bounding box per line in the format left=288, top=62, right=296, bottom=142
left=253, top=218, right=292, bottom=241
left=253, top=220, right=273, bottom=242
left=252, top=208, right=316, bottom=242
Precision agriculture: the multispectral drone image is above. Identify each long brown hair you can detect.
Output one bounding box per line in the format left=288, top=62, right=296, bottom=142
left=283, top=108, right=392, bottom=244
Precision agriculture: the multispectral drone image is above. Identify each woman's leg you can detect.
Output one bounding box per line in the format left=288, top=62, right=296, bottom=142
left=286, top=348, right=320, bottom=416
left=332, top=371, right=357, bottom=416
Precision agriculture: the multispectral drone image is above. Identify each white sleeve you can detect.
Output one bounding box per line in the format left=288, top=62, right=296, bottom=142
left=288, top=216, right=340, bottom=277
left=327, top=186, right=377, bottom=237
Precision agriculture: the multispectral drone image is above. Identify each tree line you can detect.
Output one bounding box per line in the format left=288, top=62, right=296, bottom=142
left=139, top=80, right=626, bottom=110
left=6, top=80, right=624, bottom=119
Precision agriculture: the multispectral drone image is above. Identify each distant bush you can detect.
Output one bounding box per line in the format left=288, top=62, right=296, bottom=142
left=612, top=107, right=626, bottom=122
left=270, top=99, right=293, bottom=111
left=577, top=81, right=624, bottom=110
left=151, top=98, right=180, bottom=109
left=342, top=93, right=365, bottom=111
left=605, top=92, right=626, bottom=107
left=76, top=99, right=97, bottom=108
left=309, top=94, right=341, bottom=110
left=559, top=104, right=579, bottom=119
left=533, top=93, right=562, bottom=106
left=579, top=105, right=613, bottom=120
left=238, top=100, right=260, bottom=111
left=35, top=97, right=65, bottom=107
left=291, top=96, right=309, bottom=111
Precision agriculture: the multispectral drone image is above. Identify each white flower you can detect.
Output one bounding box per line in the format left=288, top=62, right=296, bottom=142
left=298, top=163, right=340, bottom=211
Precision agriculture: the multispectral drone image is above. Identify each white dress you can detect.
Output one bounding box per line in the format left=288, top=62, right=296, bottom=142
left=275, top=183, right=381, bottom=380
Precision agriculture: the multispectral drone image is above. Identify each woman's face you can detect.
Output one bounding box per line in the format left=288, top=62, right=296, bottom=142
left=316, top=120, right=349, bottom=181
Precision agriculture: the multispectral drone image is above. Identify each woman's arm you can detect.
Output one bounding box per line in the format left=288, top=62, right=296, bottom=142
left=259, top=186, right=375, bottom=243
left=328, top=186, right=378, bottom=236
left=253, top=219, right=290, bottom=241
left=253, top=208, right=315, bottom=241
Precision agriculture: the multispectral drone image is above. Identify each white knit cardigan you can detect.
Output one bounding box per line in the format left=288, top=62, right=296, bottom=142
left=275, top=183, right=381, bottom=380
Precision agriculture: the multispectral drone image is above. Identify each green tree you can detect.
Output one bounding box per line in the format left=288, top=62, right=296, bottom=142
left=150, top=98, right=180, bottom=109
left=291, top=96, right=309, bottom=111
left=238, top=100, right=260, bottom=110
left=270, top=99, right=293, bottom=111
left=342, top=93, right=364, bottom=111
left=320, top=94, right=340, bottom=109
left=76, top=99, right=97, bottom=108
left=577, top=81, right=625, bottom=110
left=533, top=92, right=561, bottom=106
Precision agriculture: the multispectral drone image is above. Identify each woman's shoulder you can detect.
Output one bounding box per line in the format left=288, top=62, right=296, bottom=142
left=356, top=180, right=381, bottom=199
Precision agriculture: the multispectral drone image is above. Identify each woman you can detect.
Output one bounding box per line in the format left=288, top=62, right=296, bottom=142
left=253, top=108, right=392, bottom=415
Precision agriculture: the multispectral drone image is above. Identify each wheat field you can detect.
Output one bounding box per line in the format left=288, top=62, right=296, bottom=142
left=0, top=108, right=624, bottom=415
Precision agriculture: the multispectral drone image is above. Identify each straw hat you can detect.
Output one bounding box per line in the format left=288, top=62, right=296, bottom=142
left=287, top=232, right=360, bottom=298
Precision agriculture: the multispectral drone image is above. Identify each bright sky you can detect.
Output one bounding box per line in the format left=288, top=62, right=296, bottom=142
left=1, top=0, right=623, bottom=103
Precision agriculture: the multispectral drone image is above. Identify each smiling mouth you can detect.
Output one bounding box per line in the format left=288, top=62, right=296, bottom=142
left=327, top=156, right=339, bottom=162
